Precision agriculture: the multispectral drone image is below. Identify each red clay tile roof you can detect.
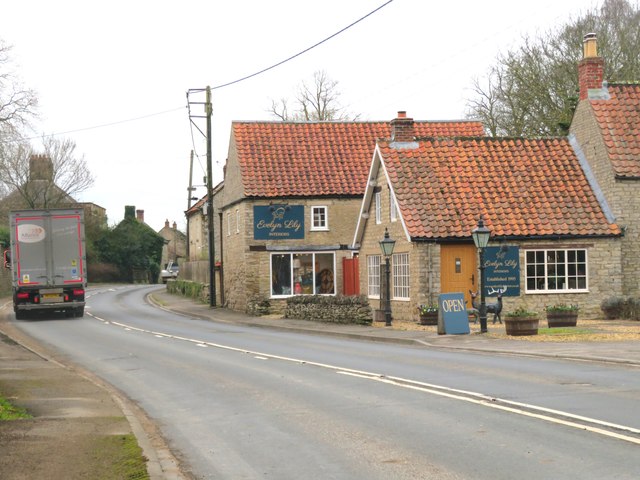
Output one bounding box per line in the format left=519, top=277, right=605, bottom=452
left=233, top=120, right=484, bottom=197
left=378, top=137, right=621, bottom=239
left=590, top=83, right=640, bottom=178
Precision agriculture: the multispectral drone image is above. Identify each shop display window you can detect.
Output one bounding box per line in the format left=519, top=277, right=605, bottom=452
left=271, top=252, right=335, bottom=297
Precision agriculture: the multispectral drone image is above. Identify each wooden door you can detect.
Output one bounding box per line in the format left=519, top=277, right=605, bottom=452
left=440, top=244, right=477, bottom=310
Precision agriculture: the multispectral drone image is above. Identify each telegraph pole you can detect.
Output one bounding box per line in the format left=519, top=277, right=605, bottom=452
left=205, top=86, right=217, bottom=307
left=186, top=150, right=195, bottom=259
left=186, top=87, right=216, bottom=308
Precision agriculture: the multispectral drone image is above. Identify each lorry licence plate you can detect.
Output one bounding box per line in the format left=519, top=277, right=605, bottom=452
left=42, top=294, right=62, bottom=303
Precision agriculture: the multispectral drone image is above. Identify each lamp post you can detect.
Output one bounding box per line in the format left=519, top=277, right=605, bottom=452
left=471, top=217, right=491, bottom=333
left=379, top=228, right=396, bottom=327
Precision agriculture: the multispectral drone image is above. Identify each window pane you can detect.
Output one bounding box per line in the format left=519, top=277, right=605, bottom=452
left=293, top=254, right=313, bottom=294
left=271, top=254, right=291, bottom=296
left=392, top=253, right=410, bottom=299
left=315, top=253, right=334, bottom=294
left=368, top=255, right=381, bottom=297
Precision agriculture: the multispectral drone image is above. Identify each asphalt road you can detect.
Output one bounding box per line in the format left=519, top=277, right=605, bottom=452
left=10, top=285, right=640, bottom=479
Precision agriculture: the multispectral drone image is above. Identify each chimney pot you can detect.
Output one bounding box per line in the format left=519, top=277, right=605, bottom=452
left=583, top=33, right=597, bottom=58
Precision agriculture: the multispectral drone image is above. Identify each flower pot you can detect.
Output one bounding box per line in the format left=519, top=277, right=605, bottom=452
left=419, top=312, right=438, bottom=325
left=505, top=316, right=539, bottom=336
left=546, top=311, right=578, bottom=328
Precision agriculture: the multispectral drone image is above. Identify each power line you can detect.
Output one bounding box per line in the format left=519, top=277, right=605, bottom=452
left=0, top=106, right=185, bottom=145
left=210, top=0, right=394, bottom=91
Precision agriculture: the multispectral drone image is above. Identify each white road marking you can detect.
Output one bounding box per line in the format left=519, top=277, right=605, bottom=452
left=85, top=310, right=640, bottom=445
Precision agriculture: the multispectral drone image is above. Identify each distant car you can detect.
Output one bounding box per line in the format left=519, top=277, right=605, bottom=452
left=160, top=261, right=179, bottom=283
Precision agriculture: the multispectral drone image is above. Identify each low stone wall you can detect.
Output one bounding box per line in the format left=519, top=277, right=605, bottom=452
left=285, top=295, right=372, bottom=325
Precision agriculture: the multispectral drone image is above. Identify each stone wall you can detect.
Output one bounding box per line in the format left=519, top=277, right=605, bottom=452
left=571, top=101, right=640, bottom=297
left=285, top=295, right=372, bottom=325
left=221, top=197, right=361, bottom=313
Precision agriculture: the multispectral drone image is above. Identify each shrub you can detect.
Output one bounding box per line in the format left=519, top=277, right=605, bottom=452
left=601, top=297, right=627, bottom=320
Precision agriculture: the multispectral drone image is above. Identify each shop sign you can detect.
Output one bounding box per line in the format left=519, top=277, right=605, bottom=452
left=254, top=205, right=304, bottom=240
left=483, top=246, right=520, bottom=296
left=437, top=292, right=470, bottom=335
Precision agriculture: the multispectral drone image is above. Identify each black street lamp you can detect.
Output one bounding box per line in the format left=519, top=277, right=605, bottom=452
left=471, top=217, right=491, bottom=333
left=379, top=228, right=396, bottom=327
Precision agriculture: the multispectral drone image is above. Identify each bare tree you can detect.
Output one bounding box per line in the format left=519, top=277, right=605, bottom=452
left=0, top=40, right=38, bottom=134
left=466, top=0, right=640, bottom=136
left=269, top=70, right=359, bottom=121
left=0, top=135, right=94, bottom=209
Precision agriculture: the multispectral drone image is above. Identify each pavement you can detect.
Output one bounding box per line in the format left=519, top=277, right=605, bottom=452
left=1, top=289, right=639, bottom=479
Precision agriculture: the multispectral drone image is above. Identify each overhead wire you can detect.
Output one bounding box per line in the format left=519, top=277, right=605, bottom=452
left=186, top=0, right=394, bottom=183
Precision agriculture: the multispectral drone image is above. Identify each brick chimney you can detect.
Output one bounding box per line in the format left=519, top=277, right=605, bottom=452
left=172, top=221, right=177, bottom=230
left=390, top=111, right=415, bottom=142
left=29, top=154, right=54, bottom=181
left=136, top=209, right=145, bottom=223
left=578, top=33, right=604, bottom=101
left=165, top=219, right=170, bottom=229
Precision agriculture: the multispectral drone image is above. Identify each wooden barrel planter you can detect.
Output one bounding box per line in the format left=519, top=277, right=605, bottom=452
left=505, top=316, right=539, bottom=336
left=419, top=312, right=439, bottom=326
left=546, top=311, right=578, bottom=327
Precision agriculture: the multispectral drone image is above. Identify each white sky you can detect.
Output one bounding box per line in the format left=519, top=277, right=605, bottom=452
left=1, top=0, right=602, bottom=232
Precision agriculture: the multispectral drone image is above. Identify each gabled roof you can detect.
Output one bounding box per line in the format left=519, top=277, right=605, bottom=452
left=369, top=137, right=621, bottom=241
left=590, top=82, right=640, bottom=178
left=232, top=118, right=484, bottom=198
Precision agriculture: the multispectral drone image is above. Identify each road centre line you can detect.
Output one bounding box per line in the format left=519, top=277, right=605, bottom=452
left=87, top=311, right=640, bottom=445
left=338, top=371, right=640, bottom=446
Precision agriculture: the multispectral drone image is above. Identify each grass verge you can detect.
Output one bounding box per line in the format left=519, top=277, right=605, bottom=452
left=0, top=394, right=31, bottom=420
left=93, top=434, right=150, bottom=480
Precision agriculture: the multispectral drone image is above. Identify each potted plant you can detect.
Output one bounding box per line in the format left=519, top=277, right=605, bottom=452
left=545, top=304, right=579, bottom=327
left=504, top=307, right=539, bottom=336
left=417, top=304, right=439, bottom=325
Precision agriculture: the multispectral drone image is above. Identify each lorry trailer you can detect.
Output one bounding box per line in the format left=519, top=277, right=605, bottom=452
left=5, top=208, right=87, bottom=319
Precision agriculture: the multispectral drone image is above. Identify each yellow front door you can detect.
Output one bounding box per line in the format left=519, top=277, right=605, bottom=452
left=440, top=244, right=478, bottom=311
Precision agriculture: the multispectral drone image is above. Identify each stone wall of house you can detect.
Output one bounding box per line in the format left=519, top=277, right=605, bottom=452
left=500, top=237, right=623, bottom=319
left=221, top=197, right=361, bottom=313
left=571, top=102, right=640, bottom=297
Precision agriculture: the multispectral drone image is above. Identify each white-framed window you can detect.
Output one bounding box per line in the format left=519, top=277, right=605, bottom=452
left=390, top=193, right=398, bottom=222
left=392, top=252, right=410, bottom=299
left=375, top=192, right=382, bottom=224
left=226, top=212, right=231, bottom=236
left=525, top=249, right=588, bottom=292
left=367, top=255, right=381, bottom=298
left=310, top=206, right=329, bottom=231
left=271, top=252, right=335, bottom=297
left=235, top=209, right=240, bottom=234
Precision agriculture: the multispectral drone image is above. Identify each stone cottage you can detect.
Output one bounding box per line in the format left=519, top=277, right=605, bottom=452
left=219, top=114, right=484, bottom=312
left=353, top=123, right=622, bottom=321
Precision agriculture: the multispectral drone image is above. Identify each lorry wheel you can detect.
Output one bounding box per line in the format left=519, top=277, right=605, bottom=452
left=15, top=310, right=26, bottom=320
left=75, top=307, right=85, bottom=318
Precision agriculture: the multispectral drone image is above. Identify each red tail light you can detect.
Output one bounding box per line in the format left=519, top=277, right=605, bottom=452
left=73, top=289, right=85, bottom=297
left=16, top=292, right=30, bottom=300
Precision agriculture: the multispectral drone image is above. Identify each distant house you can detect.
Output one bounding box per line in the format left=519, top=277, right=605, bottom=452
left=570, top=33, right=640, bottom=298
left=0, top=155, right=78, bottom=224
left=158, top=219, right=187, bottom=268
left=219, top=113, right=484, bottom=312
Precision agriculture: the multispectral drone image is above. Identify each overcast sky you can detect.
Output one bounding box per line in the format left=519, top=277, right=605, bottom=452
left=1, top=0, right=601, bottom=231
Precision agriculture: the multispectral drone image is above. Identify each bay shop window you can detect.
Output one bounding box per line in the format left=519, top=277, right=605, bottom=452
left=271, top=252, right=335, bottom=297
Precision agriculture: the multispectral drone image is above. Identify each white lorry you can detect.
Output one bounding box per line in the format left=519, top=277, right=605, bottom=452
left=5, top=208, right=87, bottom=319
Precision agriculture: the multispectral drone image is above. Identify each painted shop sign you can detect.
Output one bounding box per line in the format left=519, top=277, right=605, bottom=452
left=437, top=292, right=470, bottom=335
left=254, top=205, right=305, bottom=240
left=483, top=246, right=520, bottom=296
